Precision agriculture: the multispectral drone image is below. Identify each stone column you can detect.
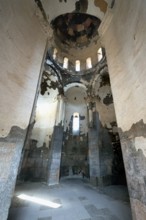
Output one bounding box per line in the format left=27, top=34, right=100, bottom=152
left=88, top=109, right=101, bottom=186
left=48, top=94, right=65, bottom=186
left=0, top=127, right=26, bottom=220
left=118, top=123, right=146, bottom=220
left=47, top=126, right=64, bottom=186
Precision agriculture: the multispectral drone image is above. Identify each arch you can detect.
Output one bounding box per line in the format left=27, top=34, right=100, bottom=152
left=64, top=82, right=87, bottom=93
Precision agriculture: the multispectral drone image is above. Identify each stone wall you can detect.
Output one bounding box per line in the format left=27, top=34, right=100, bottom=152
left=89, top=57, right=126, bottom=186
left=19, top=66, right=59, bottom=181
left=0, top=0, right=46, bottom=219
left=48, top=126, right=64, bottom=185
left=99, top=0, right=146, bottom=219
left=88, top=111, right=115, bottom=186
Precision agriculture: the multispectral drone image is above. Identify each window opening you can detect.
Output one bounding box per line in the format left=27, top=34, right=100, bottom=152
left=63, top=57, right=69, bottom=69
left=53, top=48, right=57, bottom=60
left=97, top=48, right=103, bottom=62
left=75, top=60, right=80, bottom=72
left=86, top=57, right=92, bottom=69
left=72, top=112, right=80, bottom=135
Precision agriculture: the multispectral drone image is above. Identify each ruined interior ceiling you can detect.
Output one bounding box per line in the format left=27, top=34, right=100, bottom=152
left=34, top=0, right=111, bottom=67
left=51, top=13, right=101, bottom=48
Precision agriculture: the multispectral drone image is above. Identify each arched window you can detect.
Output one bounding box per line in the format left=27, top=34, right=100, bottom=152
left=72, top=112, right=80, bottom=135
left=75, top=60, right=80, bottom=72
left=53, top=48, right=57, bottom=60
left=86, top=57, right=92, bottom=69
left=97, top=48, right=103, bottom=62
left=63, top=57, right=69, bottom=69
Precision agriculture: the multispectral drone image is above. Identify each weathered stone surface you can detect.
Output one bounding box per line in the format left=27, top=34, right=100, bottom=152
left=99, top=0, right=146, bottom=218
left=48, top=126, right=64, bottom=185
left=119, top=122, right=146, bottom=202
left=0, top=126, right=26, bottom=220
left=130, top=198, right=146, bottom=220
left=117, top=121, right=146, bottom=219
left=19, top=141, right=49, bottom=181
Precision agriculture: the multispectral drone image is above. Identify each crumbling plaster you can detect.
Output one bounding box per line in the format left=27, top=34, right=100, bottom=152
left=24, top=69, right=59, bottom=149
left=64, top=86, right=88, bottom=135
left=31, top=93, right=58, bottom=148
left=99, top=0, right=146, bottom=219
left=0, top=1, right=48, bottom=219
left=99, top=0, right=146, bottom=132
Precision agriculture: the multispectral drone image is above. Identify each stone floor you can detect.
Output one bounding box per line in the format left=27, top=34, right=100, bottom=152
left=8, top=178, right=132, bottom=220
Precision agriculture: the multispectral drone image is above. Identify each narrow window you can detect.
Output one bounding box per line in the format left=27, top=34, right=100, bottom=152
left=97, top=48, right=103, bottom=62
left=72, top=112, right=79, bottom=135
left=63, top=57, right=69, bottom=69
left=53, top=48, right=57, bottom=60
left=86, top=57, right=92, bottom=69
left=75, top=60, right=80, bottom=72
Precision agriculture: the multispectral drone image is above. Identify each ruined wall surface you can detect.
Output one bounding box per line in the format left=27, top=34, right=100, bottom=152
left=0, top=0, right=46, bottom=219
left=48, top=126, right=64, bottom=185
left=0, top=0, right=46, bottom=137
left=61, top=85, right=89, bottom=178
left=31, top=72, right=58, bottom=148
left=99, top=0, right=146, bottom=219
left=88, top=61, right=125, bottom=186
left=19, top=71, right=58, bottom=181
left=64, top=86, right=88, bottom=135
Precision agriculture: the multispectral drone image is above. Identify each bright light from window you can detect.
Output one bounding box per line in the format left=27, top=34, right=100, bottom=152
left=86, top=57, right=92, bottom=69
left=97, top=48, right=103, bottom=62
left=53, top=48, right=57, bottom=60
left=63, top=57, right=69, bottom=69
left=17, top=194, right=61, bottom=208
left=73, top=113, right=79, bottom=135
left=75, top=60, right=80, bottom=72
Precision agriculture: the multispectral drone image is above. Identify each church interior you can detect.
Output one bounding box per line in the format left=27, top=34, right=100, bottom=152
left=0, top=0, right=146, bottom=219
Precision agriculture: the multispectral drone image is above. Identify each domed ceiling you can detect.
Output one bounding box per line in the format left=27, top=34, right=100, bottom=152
left=34, top=0, right=112, bottom=69
left=51, top=13, right=101, bottom=48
